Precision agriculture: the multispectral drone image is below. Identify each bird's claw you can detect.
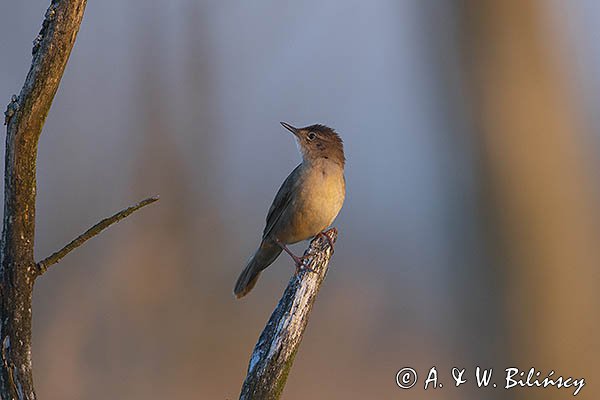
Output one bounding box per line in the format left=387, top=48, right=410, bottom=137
left=275, top=238, right=318, bottom=274
left=316, top=230, right=336, bottom=250
left=294, top=256, right=317, bottom=274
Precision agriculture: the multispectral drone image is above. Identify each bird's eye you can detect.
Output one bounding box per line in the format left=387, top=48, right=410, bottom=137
left=307, top=132, right=317, bottom=141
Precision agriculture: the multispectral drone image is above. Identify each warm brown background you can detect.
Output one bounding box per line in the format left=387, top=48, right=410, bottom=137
left=1, top=1, right=599, bottom=399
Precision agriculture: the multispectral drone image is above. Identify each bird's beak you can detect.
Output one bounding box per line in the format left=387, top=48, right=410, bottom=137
left=280, top=121, right=299, bottom=136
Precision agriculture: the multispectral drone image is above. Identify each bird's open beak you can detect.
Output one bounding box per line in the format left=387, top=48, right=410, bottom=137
left=280, top=121, right=299, bottom=136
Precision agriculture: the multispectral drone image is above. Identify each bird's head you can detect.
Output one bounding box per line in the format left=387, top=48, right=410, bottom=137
left=280, top=122, right=345, bottom=167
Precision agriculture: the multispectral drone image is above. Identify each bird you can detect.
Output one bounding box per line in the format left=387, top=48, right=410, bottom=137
left=234, top=122, right=346, bottom=298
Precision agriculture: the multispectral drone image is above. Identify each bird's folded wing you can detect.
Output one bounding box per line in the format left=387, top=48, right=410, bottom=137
left=263, top=164, right=303, bottom=240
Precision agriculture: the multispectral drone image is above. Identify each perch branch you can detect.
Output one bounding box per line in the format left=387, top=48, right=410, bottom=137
left=36, top=196, right=159, bottom=274
left=239, top=227, right=338, bottom=400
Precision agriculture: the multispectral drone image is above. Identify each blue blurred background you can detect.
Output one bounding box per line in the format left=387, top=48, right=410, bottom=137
left=1, top=1, right=599, bottom=399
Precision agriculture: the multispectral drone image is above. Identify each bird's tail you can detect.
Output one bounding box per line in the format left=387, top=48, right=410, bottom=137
left=234, top=240, right=282, bottom=298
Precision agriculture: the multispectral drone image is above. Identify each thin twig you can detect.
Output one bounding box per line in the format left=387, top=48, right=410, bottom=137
left=35, top=196, right=159, bottom=274
left=239, top=227, right=338, bottom=400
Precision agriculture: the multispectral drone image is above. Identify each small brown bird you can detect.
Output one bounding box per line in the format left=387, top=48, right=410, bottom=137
left=234, top=122, right=346, bottom=298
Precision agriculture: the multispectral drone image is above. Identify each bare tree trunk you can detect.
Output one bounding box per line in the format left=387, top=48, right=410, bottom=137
left=239, top=228, right=337, bottom=400
left=1, top=1, right=156, bottom=398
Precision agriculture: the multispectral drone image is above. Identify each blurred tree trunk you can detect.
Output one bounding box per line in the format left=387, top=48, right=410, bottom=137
left=459, top=1, right=600, bottom=399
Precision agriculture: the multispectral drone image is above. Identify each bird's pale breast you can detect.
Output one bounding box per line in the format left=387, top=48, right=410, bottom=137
left=278, top=159, right=345, bottom=244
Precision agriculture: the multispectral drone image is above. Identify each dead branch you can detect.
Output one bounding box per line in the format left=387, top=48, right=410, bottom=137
left=1, top=1, right=157, bottom=398
left=239, top=228, right=338, bottom=400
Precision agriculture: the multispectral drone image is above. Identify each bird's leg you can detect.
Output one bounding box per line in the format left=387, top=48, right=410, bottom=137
left=274, top=239, right=315, bottom=273
left=275, top=239, right=303, bottom=265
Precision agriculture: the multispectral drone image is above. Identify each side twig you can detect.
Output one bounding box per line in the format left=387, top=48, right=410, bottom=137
left=36, top=196, right=159, bottom=274
left=239, top=227, right=338, bottom=400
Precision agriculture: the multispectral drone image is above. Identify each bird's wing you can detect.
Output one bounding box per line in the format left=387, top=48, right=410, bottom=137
left=262, top=164, right=303, bottom=240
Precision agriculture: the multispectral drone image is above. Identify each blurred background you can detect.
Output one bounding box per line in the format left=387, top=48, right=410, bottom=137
left=1, top=1, right=599, bottom=399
